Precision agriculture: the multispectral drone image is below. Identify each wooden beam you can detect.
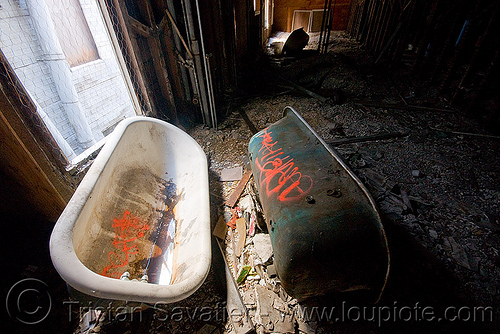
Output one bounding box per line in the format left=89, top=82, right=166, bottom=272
left=133, top=0, right=176, bottom=108
left=430, top=127, right=500, bottom=140
left=158, top=13, right=168, bottom=32
left=327, top=131, right=409, bottom=146
left=148, top=35, right=177, bottom=117
left=143, top=0, right=155, bottom=27
left=163, top=8, right=193, bottom=59
left=225, top=170, right=253, bottom=208
left=357, top=101, right=456, bottom=113
left=238, top=108, right=259, bottom=135
left=112, top=0, right=156, bottom=115
left=0, top=110, right=66, bottom=221
left=128, top=16, right=154, bottom=37
left=0, top=53, right=74, bottom=221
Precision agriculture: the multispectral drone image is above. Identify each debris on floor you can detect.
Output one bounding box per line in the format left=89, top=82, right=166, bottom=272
left=25, top=32, right=498, bottom=334
left=187, top=31, right=499, bottom=333
left=220, top=167, right=243, bottom=182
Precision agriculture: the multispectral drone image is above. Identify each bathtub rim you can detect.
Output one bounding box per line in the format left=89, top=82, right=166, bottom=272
left=49, top=116, right=211, bottom=304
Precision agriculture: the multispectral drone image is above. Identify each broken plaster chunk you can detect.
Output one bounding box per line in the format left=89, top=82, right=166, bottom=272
left=296, top=317, right=318, bottom=334
left=247, top=274, right=261, bottom=281
left=238, top=195, right=253, bottom=212
left=266, top=264, right=277, bottom=279
left=253, top=233, right=273, bottom=264
left=272, top=313, right=295, bottom=334
left=429, top=229, right=438, bottom=239
left=220, top=166, right=243, bottom=181
left=272, top=297, right=288, bottom=314
left=255, top=284, right=294, bottom=333
left=242, top=285, right=256, bottom=307
left=223, top=210, right=232, bottom=223
left=448, top=237, right=471, bottom=270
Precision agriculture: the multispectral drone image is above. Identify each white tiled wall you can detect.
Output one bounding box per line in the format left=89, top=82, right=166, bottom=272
left=0, top=0, right=136, bottom=156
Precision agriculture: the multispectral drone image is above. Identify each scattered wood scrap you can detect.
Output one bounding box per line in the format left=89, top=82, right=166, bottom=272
left=279, top=77, right=328, bottom=104
left=238, top=109, right=259, bottom=135
left=263, top=67, right=329, bottom=104
left=235, top=217, right=247, bottom=257
left=430, top=127, right=500, bottom=140
left=357, top=101, right=457, bottom=113
left=328, top=131, right=408, bottom=146
left=213, top=215, right=228, bottom=240
left=225, top=170, right=253, bottom=207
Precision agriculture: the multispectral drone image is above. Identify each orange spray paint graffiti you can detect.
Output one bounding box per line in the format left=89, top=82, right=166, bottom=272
left=101, top=211, right=150, bottom=278
left=255, top=128, right=313, bottom=202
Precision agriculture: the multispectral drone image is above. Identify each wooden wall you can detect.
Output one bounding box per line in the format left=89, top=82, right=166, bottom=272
left=0, top=51, right=75, bottom=222
left=273, top=0, right=353, bottom=32
left=347, top=0, right=500, bottom=132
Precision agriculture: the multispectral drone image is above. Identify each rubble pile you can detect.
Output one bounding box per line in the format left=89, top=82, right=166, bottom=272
left=82, top=32, right=499, bottom=333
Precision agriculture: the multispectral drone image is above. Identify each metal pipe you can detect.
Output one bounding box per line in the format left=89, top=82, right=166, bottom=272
left=181, top=0, right=211, bottom=126
left=165, top=0, right=192, bottom=104
left=205, top=54, right=217, bottom=129
left=194, top=0, right=217, bottom=128
left=452, top=6, right=498, bottom=103
left=165, top=7, right=193, bottom=59
left=317, top=0, right=330, bottom=53
left=318, top=0, right=328, bottom=52
left=323, top=0, right=336, bottom=53
left=179, top=0, right=203, bottom=118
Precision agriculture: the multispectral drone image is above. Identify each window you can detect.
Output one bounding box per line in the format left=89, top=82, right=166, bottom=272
left=292, top=9, right=327, bottom=33
left=45, top=0, right=99, bottom=67
left=0, top=0, right=137, bottom=164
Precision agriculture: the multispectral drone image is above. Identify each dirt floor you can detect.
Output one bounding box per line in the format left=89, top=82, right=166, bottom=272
left=188, top=31, right=500, bottom=333
left=5, top=32, right=500, bottom=333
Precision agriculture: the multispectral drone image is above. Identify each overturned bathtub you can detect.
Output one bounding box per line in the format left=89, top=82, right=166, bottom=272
left=248, top=107, right=390, bottom=303
left=50, top=116, right=211, bottom=304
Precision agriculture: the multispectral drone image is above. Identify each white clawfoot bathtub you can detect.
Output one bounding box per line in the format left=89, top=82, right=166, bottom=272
left=50, top=116, right=211, bottom=304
